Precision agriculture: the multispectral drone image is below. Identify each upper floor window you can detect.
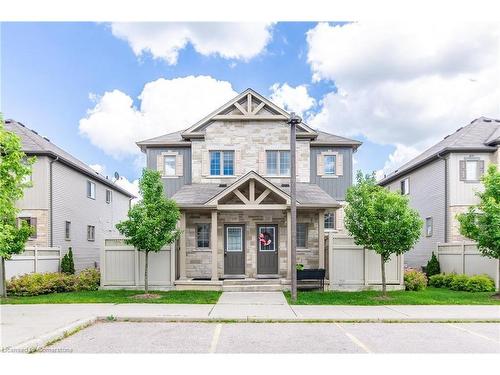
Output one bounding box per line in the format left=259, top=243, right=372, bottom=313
left=324, top=155, right=336, bottom=175
left=196, top=224, right=210, bottom=249
left=19, top=217, right=37, bottom=239
left=164, top=155, right=176, bottom=176
left=106, top=189, right=112, bottom=204
left=87, top=180, right=96, bottom=199
left=400, top=178, right=409, bottom=195
left=425, top=217, right=433, bottom=237
left=324, top=212, right=335, bottom=230
left=266, top=150, right=290, bottom=176
left=210, top=150, right=234, bottom=176
left=460, top=158, right=484, bottom=182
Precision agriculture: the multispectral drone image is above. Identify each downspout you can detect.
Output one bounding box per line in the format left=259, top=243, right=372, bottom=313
left=49, top=156, right=59, bottom=247
left=437, top=152, right=448, bottom=243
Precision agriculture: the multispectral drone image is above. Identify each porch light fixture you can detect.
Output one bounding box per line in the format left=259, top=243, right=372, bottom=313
left=287, top=112, right=301, bottom=302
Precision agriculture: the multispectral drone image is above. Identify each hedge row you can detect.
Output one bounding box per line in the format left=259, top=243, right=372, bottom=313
left=429, top=273, right=496, bottom=292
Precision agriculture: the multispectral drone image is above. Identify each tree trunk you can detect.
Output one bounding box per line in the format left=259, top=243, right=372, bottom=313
left=144, top=251, right=149, bottom=295
left=1, top=257, right=6, bottom=298
left=381, top=255, right=387, bottom=297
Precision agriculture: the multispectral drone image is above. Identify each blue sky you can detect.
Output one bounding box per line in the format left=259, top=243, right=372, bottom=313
left=2, top=21, right=498, bottom=190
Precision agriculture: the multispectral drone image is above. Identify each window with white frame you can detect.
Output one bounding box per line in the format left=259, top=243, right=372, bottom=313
left=210, top=150, right=234, bottom=176
left=87, top=180, right=96, bottom=199
left=266, top=150, right=290, bottom=176
left=425, top=217, right=433, bottom=237
left=324, top=155, right=336, bottom=175
left=400, top=178, right=409, bottom=195
left=461, top=158, right=484, bottom=182
left=258, top=226, right=276, bottom=251
left=324, top=212, right=335, bottom=230
left=87, top=225, right=95, bottom=241
left=163, top=155, right=176, bottom=176
left=65, top=221, right=71, bottom=240
left=196, top=224, right=210, bottom=249
left=19, top=217, right=37, bottom=238
left=296, top=223, right=308, bottom=248
left=106, top=189, right=112, bottom=203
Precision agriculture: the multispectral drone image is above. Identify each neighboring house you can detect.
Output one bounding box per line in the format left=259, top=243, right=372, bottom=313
left=137, top=88, right=361, bottom=286
left=5, top=119, right=135, bottom=272
left=379, top=117, right=500, bottom=268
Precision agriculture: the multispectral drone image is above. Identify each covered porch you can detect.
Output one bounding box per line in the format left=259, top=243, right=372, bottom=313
left=171, top=171, right=339, bottom=291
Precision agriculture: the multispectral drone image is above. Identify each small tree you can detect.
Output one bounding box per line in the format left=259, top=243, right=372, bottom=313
left=425, top=252, right=441, bottom=278
left=345, top=171, right=423, bottom=297
left=0, top=118, right=35, bottom=297
left=116, top=169, right=180, bottom=295
left=457, top=164, right=500, bottom=295
left=61, top=247, right=75, bottom=274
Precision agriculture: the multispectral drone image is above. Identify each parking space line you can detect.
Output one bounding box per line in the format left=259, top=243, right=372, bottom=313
left=334, top=323, right=372, bottom=353
left=209, top=323, right=222, bottom=353
left=446, top=323, right=500, bottom=344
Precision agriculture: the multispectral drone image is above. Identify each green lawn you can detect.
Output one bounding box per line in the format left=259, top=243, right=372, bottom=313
left=285, top=287, right=500, bottom=305
left=0, top=290, right=222, bottom=305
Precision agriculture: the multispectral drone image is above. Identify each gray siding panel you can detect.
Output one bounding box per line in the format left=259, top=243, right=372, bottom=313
left=310, top=146, right=353, bottom=200
left=385, top=158, right=446, bottom=268
left=146, top=147, right=192, bottom=198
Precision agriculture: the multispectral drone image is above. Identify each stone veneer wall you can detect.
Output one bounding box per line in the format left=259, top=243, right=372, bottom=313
left=449, top=205, right=470, bottom=242
left=184, top=210, right=322, bottom=279
left=18, top=209, right=49, bottom=247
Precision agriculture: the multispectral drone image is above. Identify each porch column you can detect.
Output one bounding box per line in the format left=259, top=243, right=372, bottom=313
left=287, top=210, right=292, bottom=279
left=179, top=211, right=187, bottom=279
left=318, top=210, right=325, bottom=269
left=211, top=210, right=218, bottom=281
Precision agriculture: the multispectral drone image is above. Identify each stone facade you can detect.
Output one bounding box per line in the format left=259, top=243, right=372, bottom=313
left=184, top=209, right=323, bottom=279
left=449, top=205, right=470, bottom=242
left=18, top=209, right=49, bottom=247
left=191, top=120, right=310, bottom=185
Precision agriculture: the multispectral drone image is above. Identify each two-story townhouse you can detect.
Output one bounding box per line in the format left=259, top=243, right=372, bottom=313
left=5, top=119, right=135, bottom=272
left=379, top=117, right=500, bottom=268
left=137, top=89, right=361, bottom=289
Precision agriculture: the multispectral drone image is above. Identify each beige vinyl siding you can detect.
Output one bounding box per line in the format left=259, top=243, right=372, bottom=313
left=385, top=158, right=446, bottom=268
left=16, top=156, right=50, bottom=210
left=448, top=153, right=490, bottom=206
left=51, top=162, right=130, bottom=272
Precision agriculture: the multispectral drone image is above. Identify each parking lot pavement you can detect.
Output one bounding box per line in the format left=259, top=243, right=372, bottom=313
left=47, top=322, right=500, bottom=354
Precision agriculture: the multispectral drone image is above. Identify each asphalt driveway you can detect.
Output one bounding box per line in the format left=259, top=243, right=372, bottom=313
left=46, top=322, right=500, bottom=353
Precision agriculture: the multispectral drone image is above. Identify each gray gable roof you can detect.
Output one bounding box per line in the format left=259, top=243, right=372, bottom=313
left=5, top=119, right=135, bottom=198
left=379, top=117, right=500, bottom=185
left=171, top=181, right=339, bottom=207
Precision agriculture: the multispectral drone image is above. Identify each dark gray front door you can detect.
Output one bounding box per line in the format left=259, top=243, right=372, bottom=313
left=224, top=224, right=245, bottom=275
left=257, top=224, right=278, bottom=275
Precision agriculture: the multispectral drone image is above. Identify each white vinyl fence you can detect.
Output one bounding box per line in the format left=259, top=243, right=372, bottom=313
left=327, top=234, right=404, bottom=291
left=437, top=242, right=499, bottom=289
left=5, top=246, right=61, bottom=280
left=101, top=239, right=175, bottom=289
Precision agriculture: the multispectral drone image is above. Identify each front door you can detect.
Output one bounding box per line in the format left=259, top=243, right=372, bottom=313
left=257, top=224, right=278, bottom=275
left=224, top=224, right=245, bottom=275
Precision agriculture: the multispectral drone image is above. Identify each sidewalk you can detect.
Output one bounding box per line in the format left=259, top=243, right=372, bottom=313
left=2, top=292, right=500, bottom=349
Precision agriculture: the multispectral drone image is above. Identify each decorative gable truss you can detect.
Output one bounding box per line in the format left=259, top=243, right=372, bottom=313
left=157, top=151, right=184, bottom=177
left=181, top=89, right=318, bottom=138
left=206, top=171, right=292, bottom=210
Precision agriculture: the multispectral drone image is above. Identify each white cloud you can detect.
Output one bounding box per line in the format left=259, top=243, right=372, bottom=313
left=79, top=75, right=237, bottom=159
left=269, top=83, right=316, bottom=117
left=306, top=21, right=500, bottom=174
left=375, top=144, right=422, bottom=181
left=111, top=22, right=273, bottom=65
left=115, top=176, right=141, bottom=204
left=89, top=163, right=106, bottom=175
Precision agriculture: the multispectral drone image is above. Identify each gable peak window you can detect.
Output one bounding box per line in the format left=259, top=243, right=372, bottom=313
left=400, top=178, right=410, bottom=195
left=324, top=155, right=336, bottom=175
left=266, top=150, right=290, bottom=176
left=163, top=155, right=176, bottom=176
left=87, top=180, right=96, bottom=199
left=210, top=150, right=234, bottom=176
left=460, top=157, right=484, bottom=182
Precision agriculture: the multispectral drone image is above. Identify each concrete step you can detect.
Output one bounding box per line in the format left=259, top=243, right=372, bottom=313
left=222, top=284, right=283, bottom=292
left=223, top=278, right=283, bottom=286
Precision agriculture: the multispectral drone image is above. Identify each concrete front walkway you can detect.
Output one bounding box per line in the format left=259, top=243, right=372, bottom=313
left=2, top=292, right=500, bottom=350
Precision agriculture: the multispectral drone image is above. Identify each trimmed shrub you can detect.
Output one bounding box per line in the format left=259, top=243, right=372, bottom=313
left=428, top=273, right=445, bottom=288
left=465, top=274, right=496, bottom=292
left=74, top=269, right=100, bottom=291
left=6, top=269, right=100, bottom=296
left=61, top=247, right=75, bottom=274
left=442, top=273, right=457, bottom=288
left=404, top=269, right=427, bottom=291
left=425, top=252, right=440, bottom=278
left=450, top=274, right=469, bottom=291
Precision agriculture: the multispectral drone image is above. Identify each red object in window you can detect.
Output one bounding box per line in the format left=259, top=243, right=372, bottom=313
left=259, top=232, right=272, bottom=246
